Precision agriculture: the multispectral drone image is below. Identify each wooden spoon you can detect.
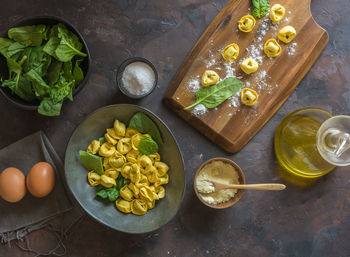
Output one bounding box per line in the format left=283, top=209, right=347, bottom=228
left=208, top=181, right=286, bottom=191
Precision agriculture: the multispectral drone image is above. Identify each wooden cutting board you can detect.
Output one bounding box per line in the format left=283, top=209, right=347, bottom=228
left=163, top=0, right=328, bottom=153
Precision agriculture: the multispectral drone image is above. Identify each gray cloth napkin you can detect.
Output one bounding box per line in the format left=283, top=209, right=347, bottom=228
left=0, top=131, right=84, bottom=244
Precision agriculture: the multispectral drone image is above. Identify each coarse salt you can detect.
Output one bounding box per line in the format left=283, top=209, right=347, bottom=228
left=121, top=62, right=155, bottom=96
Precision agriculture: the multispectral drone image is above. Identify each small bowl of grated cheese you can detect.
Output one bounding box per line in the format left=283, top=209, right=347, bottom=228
left=116, top=57, right=158, bottom=99
left=194, top=158, right=245, bottom=209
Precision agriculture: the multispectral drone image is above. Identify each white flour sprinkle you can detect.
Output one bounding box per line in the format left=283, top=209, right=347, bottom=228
left=187, top=76, right=201, bottom=92
left=229, top=89, right=241, bottom=108
left=288, top=11, right=292, bottom=14
left=256, top=18, right=271, bottom=41
left=224, top=62, right=236, bottom=78
left=287, top=42, right=298, bottom=56
left=246, top=44, right=263, bottom=64
left=193, top=104, right=207, bottom=116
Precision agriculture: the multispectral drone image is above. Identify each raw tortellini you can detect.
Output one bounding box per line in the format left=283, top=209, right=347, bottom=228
left=238, top=15, right=256, bottom=32
left=269, top=4, right=285, bottom=23
left=201, top=70, right=220, bottom=87
left=222, top=43, right=239, bottom=62
left=278, top=26, right=297, bottom=43
left=86, top=119, right=170, bottom=216
left=241, top=88, right=258, bottom=106
left=264, top=39, right=282, bottom=57
left=240, top=58, right=259, bottom=74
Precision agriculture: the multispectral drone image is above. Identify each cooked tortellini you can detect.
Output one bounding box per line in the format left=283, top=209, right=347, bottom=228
left=264, top=39, right=282, bottom=57
left=86, top=140, right=101, bottom=155
left=201, top=70, right=220, bottom=87
left=240, top=58, right=259, bottom=74
left=278, top=26, right=297, bottom=43
left=269, top=4, right=285, bottom=23
left=85, top=119, right=170, bottom=216
left=222, top=43, right=239, bottom=62
left=88, top=171, right=101, bottom=186
left=238, top=15, right=256, bottom=32
left=241, top=88, right=258, bottom=106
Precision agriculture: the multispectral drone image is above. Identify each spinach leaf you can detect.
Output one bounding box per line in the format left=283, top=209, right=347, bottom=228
left=0, top=38, right=13, bottom=58
left=22, top=46, right=52, bottom=76
left=79, top=150, right=104, bottom=175
left=116, top=174, right=130, bottom=190
left=251, top=0, right=270, bottom=18
left=129, top=112, right=163, bottom=144
left=99, top=137, right=107, bottom=144
left=2, top=76, right=36, bottom=102
left=43, top=37, right=60, bottom=58
left=55, top=24, right=87, bottom=62
left=138, top=136, right=159, bottom=155
left=96, top=186, right=119, bottom=202
left=50, top=81, right=74, bottom=103
left=47, top=61, right=63, bottom=84
left=38, top=97, right=62, bottom=116
left=24, top=69, right=50, bottom=97
left=63, top=61, right=74, bottom=81
left=7, top=42, right=25, bottom=57
left=8, top=25, right=47, bottom=46
left=73, top=59, right=84, bottom=85
left=184, top=77, right=243, bottom=110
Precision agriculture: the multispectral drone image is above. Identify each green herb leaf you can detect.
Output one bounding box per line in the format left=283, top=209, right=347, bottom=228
left=22, top=46, right=52, bottom=76
left=99, top=137, right=107, bottom=144
left=49, top=81, right=74, bottom=103
left=129, top=112, right=163, bottom=144
left=138, top=136, right=159, bottom=155
left=73, top=59, right=84, bottom=85
left=24, top=69, right=50, bottom=97
left=251, top=0, right=270, bottom=18
left=8, top=25, right=47, bottom=46
left=55, top=24, right=87, bottom=62
left=96, top=187, right=119, bottom=202
left=184, top=77, right=243, bottom=110
left=0, top=38, right=13, bottom=58
left=43, top=36, right=60, bottom=58
left=79, top=150, right=104, bottom=175
left=46, top=61, right=63, bottom=84
left=38, top=97, right=62, bottom=116
left=7, top=42, right=25, bottom=58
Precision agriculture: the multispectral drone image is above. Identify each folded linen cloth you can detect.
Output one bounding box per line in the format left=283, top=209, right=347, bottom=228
left=0, top=131, right=84, bottom=245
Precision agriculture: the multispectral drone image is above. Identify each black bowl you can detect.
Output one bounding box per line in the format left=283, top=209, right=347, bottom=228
left=116, top=57, right=158, bottom=99
left=0, top=15, right=91, bottom=111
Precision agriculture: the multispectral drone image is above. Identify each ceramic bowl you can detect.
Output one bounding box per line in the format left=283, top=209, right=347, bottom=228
left=116, top=57, right=158, bottom=99
left=64, top=104, right=185, bottom=233
left=193, top=157, right=245, bottom=209
left=0, top=15, right=91, bottom=111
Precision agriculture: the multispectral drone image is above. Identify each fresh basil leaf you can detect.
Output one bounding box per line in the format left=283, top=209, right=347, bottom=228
left=55, top=24, right=87, bottom=62
left=47, top=61, right=63, bottom=84
left=38, top=97, right=62, bottom=116
left=24, top=69, right=50, bottom=97
left=138, top=136, right=158, bottom=155
left=184, top=77, right=243, bottom=110
left=79, top=150, right=104, bottom=175
left=8, top=25, right=47, bottom=46
left=251, top=0, right=270, bottom=18
left=129, top=112, right=163, bottom=144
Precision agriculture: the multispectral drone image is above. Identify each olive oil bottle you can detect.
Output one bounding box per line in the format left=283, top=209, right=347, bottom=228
left=274, top=108, right=335, bottom=178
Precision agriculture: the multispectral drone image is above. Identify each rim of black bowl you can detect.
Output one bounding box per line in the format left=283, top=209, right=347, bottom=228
left=116, top=57, right=158, bottom=99
left=64, top=104, right=186, bottom=234
left=0, top=15, right=91, bottom=111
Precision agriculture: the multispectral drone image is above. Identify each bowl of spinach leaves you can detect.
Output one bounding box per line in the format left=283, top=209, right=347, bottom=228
left=0, top=16, right=91, bottom=116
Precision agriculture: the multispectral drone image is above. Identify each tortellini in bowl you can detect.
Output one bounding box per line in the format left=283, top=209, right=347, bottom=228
left=84, top=119, right=171, bottom=216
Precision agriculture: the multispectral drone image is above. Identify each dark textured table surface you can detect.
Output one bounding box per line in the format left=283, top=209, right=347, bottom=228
left=1, top=0, right=350, bottom=256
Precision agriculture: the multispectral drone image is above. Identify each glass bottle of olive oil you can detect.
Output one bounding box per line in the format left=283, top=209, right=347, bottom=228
left=274, top=108, right=334, bottom=178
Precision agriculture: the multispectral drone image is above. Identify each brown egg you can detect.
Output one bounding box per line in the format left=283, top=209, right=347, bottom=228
left=0, top=167, right=26, bottom=203
left=26, top=162, right=55, bottom=198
